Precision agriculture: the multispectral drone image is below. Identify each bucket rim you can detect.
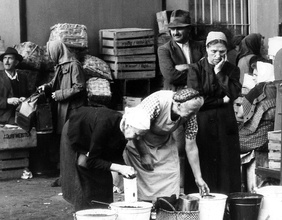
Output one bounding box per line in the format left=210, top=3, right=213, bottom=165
left=109, top=201, right=153, bottom=210
left=75, top=208, right=117, bottom=216
left=188, top=193, right=228, bottom=200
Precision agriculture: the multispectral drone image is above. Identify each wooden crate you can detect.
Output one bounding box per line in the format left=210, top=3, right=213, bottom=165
left=268, top=130, right=281, bottom=169
left=111, top=70, right=155, bottom=80
left=156, top=10, right=173, bottom=33
left=0, top=149, right=29, bottom=179
left=103, top=54, right=156, bottom=79
left=99, top=28, right=155, bottom=56
left=0, top=126, right=37, bottom=150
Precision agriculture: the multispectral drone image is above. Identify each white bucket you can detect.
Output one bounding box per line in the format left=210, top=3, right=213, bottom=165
left=110, top=201, right=153, bottom=220
left=74, top=209, right=118, bottom=220
left=189, top=193, right=227, bottom=220
left=255, top=186, right=282, bottom=220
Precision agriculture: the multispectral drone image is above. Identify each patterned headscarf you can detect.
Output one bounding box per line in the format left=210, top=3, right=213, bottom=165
left=173, top=88, right=200, bottom=103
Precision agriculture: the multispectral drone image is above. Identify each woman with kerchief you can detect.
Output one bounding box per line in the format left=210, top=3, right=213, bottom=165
left=185, top=32, right=242, bottom=195
left=60, top=105, right=148, bottom=211
left=236, top=33, right=266, bottom=84
left=123, top=88, right=209, bottom=202
left=38, top=40, right=86, bottom=187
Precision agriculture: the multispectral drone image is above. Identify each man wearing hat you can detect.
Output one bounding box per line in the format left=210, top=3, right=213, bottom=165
left=158, top=9, right=205, bottom=91
left=0, top=47, right=29, bottom=124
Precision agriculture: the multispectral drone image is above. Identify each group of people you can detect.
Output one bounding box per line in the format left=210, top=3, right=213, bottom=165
left=0, top=8, right=275, bottom=216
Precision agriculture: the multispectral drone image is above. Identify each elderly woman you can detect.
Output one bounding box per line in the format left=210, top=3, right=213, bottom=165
left=123, top=88, right=209, bottom=202
left=185, top=31, right=242, bottom=195
left=237, top=56, right=276, bottom=192
left=236, top=33, right=266, bottom=84
left=61, top=104, right=149, bottom=211
left=38, top=40, right=86, bottom=186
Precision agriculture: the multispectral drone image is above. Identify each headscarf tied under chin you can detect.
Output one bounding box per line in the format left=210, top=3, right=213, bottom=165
left=121, top=107, right=150, bottom=131
left=47, top=40, right=77, bottom=65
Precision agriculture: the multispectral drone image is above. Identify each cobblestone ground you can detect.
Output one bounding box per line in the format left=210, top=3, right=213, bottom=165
left=0, top=176, right=125, bottom=220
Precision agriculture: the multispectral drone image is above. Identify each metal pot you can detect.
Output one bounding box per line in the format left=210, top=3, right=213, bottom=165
left=176, top=195, right=199, bottom=211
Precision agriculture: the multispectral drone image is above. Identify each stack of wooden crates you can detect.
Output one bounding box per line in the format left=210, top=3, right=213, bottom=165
left=0, top=127, right=37, bottom=179
left=99, top=28, right=156, bottom=109
left=268, top=130, right=281, bottom=170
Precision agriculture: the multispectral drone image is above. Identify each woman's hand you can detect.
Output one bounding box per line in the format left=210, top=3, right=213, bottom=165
left=111, top=164, right=136, bottom=178
left=140, top=154, right=154, bottom=171
left=214, top=55, right=227, bottom=74
left=223, top=95, right=230, bottom=103
left=195, top=177, right=210, bottom=196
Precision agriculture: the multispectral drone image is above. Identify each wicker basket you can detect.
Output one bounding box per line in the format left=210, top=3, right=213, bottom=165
left=156, top=197, right=199, bottom=220
left=157, top=209, right=199, bottom=220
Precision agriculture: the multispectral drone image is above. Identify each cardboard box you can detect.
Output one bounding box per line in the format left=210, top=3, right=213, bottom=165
left=156, top=10, right=173, bottom=33
left=0, top=126, right=37, bottom=150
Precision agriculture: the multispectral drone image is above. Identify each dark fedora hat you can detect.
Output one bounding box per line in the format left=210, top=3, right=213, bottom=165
left=0, top=47, right=23, bottom=62
left=168, top=9, right=192, bottom=28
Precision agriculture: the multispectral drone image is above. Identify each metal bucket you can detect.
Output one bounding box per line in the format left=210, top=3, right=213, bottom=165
left=74, top=209, right=117, bottom=220
left=255, top=186, right=282, bottom=220
left=189, top=193, right=227, bottom=220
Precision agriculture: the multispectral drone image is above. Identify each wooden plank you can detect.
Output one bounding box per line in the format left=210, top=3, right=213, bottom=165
left=0, top=169, right=24, bottom=180
left=268, top=130, right=281, bottom=142
left=112, top=70, right=155, bottom=79
left=103, top=54, right=156, bottom=63
left=102, top=37, right=154, bottom=48
left=269, top=160, right=281, bottom=169
left=256, top=166, right=280, bottom=180
left=268, top=141, right=281, bottom=151
left=100, top=28, right=154, bottom=39
left=0, top=158, right=29, bottom=169
left=0, top=149, right=29, bottom=160
left=109, top=62, right=156, bottom=72
left=269, top=150, right=281, bottom=161
left=101, top=46, right=154, bottom=56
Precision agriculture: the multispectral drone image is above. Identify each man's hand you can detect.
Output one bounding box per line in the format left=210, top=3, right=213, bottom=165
left=175, top=64, right=189, bottom=71
left=140, top=154, right=154, bottom=171
left=7, top=97, right=21, bottom=106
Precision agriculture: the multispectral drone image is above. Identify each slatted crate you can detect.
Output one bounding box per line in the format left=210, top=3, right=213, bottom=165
left=268, top=130, right=281, bottom=169
left=99, top=28, right=156, bottom=79
left=0, top=149, right=29, bottom=179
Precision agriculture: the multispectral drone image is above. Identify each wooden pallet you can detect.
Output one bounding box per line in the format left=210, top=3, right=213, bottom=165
left=0, top=149, right=29, bottom=179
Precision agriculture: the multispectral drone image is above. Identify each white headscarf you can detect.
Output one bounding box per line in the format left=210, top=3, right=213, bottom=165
left=122, top=107, right=150, bottom=130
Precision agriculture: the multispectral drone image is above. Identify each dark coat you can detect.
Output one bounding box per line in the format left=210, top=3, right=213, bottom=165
left=158, top=39, right=205, bottom=91
left=0, top=70, right=29, bottom=124
left=61, top=106, right=127, bottom=211
left=184, top=58, right=242, bottom=195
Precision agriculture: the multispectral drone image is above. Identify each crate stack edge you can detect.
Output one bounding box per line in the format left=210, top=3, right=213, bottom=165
left=99, top=28, right=156, bottom=80
left=99, top=28, right=156, bottom=109
left=268, top=130, right=281, bottom=169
